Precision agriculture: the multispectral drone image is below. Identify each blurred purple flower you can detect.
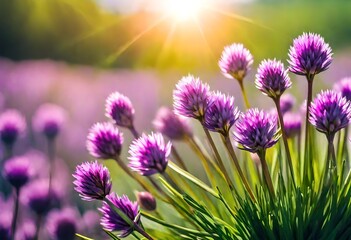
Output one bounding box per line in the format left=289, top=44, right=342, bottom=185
left=32, top=104, right=66, bottom=139
left=219, top=43, right=253, bottom=81
left=153, top=107, right=192, bottom=140
left=73, top=161, right=112, bottom=201
left=46, top=207, right=79, bottom=240
left=173, top=75, right=210, bottom=121
left=334, top=77, right=351, bottom=102
left=288, top=33, right=332, bottom=77
left=234, top=109, right=279, bottom=153
left=136, top=191, right=156, bottom=211
left=86, top=122, right=124, bottom=160
left=0, top=211, right=11, bottom=240
left=0, top=109, right=26, bottom=147
left=99, top=193, right=140, bottom=238
left=283, top=112, right=302, bottom=138
left=203, top=91, right=240, bottom=136
left=280, top=93, right=296, bottom=115
left=128, top=132, right=171, bottom=176
left=81, top=210, right=101, bottom=237
left=105, top=92, right=135, bottom=128
left=16, top=219, right=36, bottom=240
left=21, top=179, right=61, bottom=215
left=255, top=59, right=291, bottom=99
left=309, top=90, right=351, bottom=138
left=3, top=156, right=32, bottom=189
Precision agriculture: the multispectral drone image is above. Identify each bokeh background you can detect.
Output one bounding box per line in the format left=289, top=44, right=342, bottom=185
left=0, top=0, right=351, bottom=237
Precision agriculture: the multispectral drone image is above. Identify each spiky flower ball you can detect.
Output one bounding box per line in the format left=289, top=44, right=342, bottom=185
left=46, top=208, right=79, bottom=240
left=153, top=107, right=193, bottom=140
left=309, top=90, right=351, bottom=138
left=0, top=109, right=26, bottom=147
left=173, top=75, right=210, bottom=121
left=73, top=161, right=112, bottom=201
left=99, top=193, right=141, bottom=238
left=105, top=92, right=135, bottom=128
left=219, top=43, right=253, bottom=81
left=334, top=77, right=351, bottom=102
left=203, top=91, right=240, bottom=136
left=255, top=59, right=292, bottom=99
left=128, top=132, right=171, bottom=176
left=3, top=156, right=32, bottom=189
left=288, top=32, right=332, bottom=77
left=86, top=122, right=124, bottom=160
left=234, top=109, right=279, bottom=153
left=283, top=112, right=302, bottom=138
left=32, top=104, right=66, bottom=139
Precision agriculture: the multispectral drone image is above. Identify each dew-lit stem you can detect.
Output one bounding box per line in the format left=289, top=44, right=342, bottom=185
left=238, top=80, right=250, bottom=109
left=274, top=98, right=296, bottom=187
left=257, top=150, right=275, bottom=199
left=303, top=75, right=314, bottom=183
left=10, top=188, right=20, bottom=240
left=222, top=136, right=256, bottom=202
left=202, top=127, right=234, bottom=190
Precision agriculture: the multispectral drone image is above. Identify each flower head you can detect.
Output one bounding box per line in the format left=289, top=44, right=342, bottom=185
left=136, top=191, right=156, bottom=211
left=3, top=156, right=32, bottom=189
left=153, top=107, right=192, bottom=140
left=46, top=208, right=79, bottom=240
left=288, top=32, right=332, bottom=77
left=203, top=91, right=240, bottom=136
left=255, top=59, right=291, bottom=99
left=283, top=112, right=302, bottom=138
left=99, top=193, right=140, bottom=238
left=173, top=75, right=210, bottom=120
left=86, top=122, right=124, bottom=160
left=219, top=43, right=253, bottom=81
left=21, top=179, right=61, bottom=215
left=33, top=104, right=66, bottom=139
left=280, top=93, right=296, bottom=115
left=128, top=132, right=171, bottom=176
left=105, top=92, right=135, bottom=128
left=234, top=109, right=279, bottom=153
left=0, top=109, right=26, bottom=146
left=0, top=211, right=11, bottom=240
left=16, top=219, right=36, bottom=240
left=334, top=77, right=351, bottom=102
left=309, top=90, right=351, bottom=138
left=73, top=161, right=112, bottom=201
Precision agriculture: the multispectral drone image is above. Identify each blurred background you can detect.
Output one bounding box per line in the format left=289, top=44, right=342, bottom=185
left=0, top=0, right=351, bottom=231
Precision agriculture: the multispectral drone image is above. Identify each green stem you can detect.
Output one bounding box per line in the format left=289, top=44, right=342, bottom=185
left=238, top=80, right=250, bottom=109
left=274, top=98, right=296, bottom=187
left=222, top=136, right=256, bottom=203
left=328, top=135, right=337, bottom=182
left=202, top=127, right=234, bottom=190
left=171, top=145, right=188, bottom=171
left=258, top=150, right=275, bottom=199
left=10, top=188, right=20, bottom=240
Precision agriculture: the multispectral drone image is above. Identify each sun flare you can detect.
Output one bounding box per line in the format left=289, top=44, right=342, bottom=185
left=164, top=0, right=208, bottom=22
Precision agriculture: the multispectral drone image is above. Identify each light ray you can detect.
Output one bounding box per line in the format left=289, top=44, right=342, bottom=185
left=155, top=21, right=178, bottom=67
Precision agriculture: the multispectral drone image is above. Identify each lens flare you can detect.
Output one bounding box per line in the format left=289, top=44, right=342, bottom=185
left=164, top=0, right=207, bottom=22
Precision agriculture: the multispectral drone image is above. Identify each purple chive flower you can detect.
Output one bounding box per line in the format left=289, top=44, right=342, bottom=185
left=234, top=109, right=280, bottom=153
left=136, top=191, right=156, bottom=211
left=105, top=92, right=135, bottom=128
left=153, top=107, right=193, bottom=140
left=309, top=90, right=351, bottom=138
left=0, top=109, right=26, bottom=146
left=128, top=132, right=171, bottom=176
left=280, top=93, right=296, bottom=115
left=99, top=193, right=140, bottom=238
left=219, top=43, right=253, bottom=81
left=3, top=156, right=32, bottom=189
left=73, top=161, right=112, bottom=201
left=203, top=91, right=240, bottom=136
left=255, top=59, right=292, bottom=99
left=283, top=112, right=302, bottom=138
left=334, top=77, right=351, bottom=102
left=21, top=179, right=61, bottom=215
left=33, top=104, right=66, bottom=139
left=86, top=122, right=124, bottom=160
left=16, top=219, right=36, bottom=240
left=0, top=211, right=11, bottom=240
left=173, top=75, right=210, bottom=120
left=46, top=208, right=79, bottom=240
left=288, top=33, right=332, bottom=77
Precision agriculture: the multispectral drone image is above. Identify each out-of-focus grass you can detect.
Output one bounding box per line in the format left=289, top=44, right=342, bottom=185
left=0, top=0, right=350, bottom=71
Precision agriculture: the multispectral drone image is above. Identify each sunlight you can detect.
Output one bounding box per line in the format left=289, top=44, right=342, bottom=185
left=163, top=0, right=209, bottom=22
